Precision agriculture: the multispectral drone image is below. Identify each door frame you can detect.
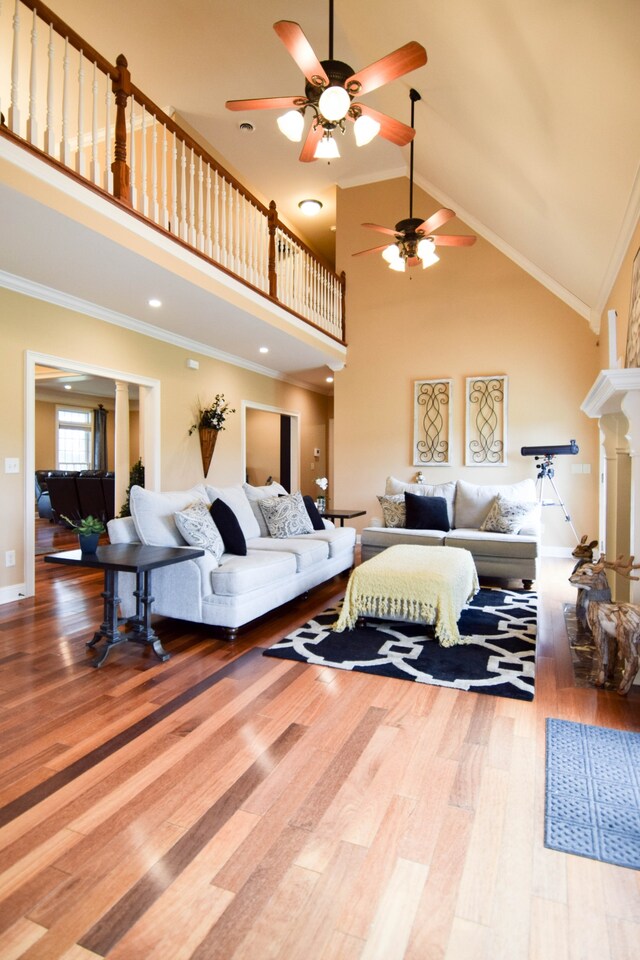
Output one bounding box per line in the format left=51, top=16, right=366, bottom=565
left=24, top=350, right=161, bottom=598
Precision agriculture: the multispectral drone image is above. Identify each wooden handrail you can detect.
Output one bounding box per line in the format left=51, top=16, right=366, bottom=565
left=18, top=0, right=117, bottom=78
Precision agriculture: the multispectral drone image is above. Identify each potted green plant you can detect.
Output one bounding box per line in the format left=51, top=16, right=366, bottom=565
left=189, top=394, right=236, bottom=476
left=61, top=514, right=106, bottom=553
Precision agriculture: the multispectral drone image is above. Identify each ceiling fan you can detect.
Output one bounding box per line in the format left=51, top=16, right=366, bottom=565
left=353, top=89, right=477, bottom=271
left=225, top=0, right=427, bottom=162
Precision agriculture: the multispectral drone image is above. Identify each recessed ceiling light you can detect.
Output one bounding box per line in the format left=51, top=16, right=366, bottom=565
left=239, top=122, right=255, bottom=133
left=64, top=384, right=72, bottom=390
left=326, top=376, right=334, bottom=383
left=259, top=346, right=269, bottom=354
left=148, top=298, right=162, bottom=308
left=298, top=199, right=323, bottom=217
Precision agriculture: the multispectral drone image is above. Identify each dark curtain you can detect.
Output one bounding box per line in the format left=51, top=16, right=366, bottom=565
left=93, top=404, right=108, bottom=470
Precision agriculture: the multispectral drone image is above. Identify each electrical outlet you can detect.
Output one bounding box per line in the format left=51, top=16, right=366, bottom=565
left=5, top=550, right=16, bottom=567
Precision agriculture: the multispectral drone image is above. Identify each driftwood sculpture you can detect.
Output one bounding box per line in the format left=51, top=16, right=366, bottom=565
left=571, top=535, right=600, bottom=626
left=569, top=555, right=640, bottom=695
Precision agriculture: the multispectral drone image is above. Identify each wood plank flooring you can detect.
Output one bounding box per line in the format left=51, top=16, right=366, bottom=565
left=0, top=527, right=639, bottom=959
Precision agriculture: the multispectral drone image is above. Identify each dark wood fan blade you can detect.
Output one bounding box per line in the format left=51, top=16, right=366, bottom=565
left=274, top=20, right=329, bottom=87
left=350, top=104, right=415, bottom=146
left=347, top=42, right=427, bottom=96
left=361, top=222, right=400, bottom=236
left=225, top=96, right=304, bottom=112
left=407, top=256, right=421, bottom=268
left=416, top=209, right=456, bottom=235
left=431, top=234, right=477, bottom=246
left=352, top=242, right=395, bottom=257
left=299, top=123, right=323, bottom=163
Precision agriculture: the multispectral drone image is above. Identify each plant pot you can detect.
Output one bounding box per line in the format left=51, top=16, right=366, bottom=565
left=78, top=532, right=100, bottom=553
left=198, top=426, right=219, bottom=477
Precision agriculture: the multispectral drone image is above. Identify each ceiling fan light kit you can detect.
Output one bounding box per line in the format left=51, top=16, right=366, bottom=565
left=353, top=88, right=477, bottom=273
left=225, top=0, right=426, bottom=162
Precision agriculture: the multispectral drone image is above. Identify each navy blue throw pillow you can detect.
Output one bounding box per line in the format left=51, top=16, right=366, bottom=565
left=210, top=498, right=247, bottom=555
left=404, top=492, right=450, bottom=531
left=303, top=495, right=325, bottom=531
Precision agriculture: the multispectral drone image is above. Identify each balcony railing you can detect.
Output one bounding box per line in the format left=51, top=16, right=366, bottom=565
left=0, top=0, right=346, bottom=343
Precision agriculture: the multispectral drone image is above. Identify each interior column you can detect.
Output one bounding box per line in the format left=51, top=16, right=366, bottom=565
left=114, top=380, right=130, bottom=516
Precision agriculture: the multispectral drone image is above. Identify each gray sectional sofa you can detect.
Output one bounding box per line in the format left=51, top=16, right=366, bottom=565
left=360, top=476, right=541, bottom=588
left=107, top=482, right=356, bottom=639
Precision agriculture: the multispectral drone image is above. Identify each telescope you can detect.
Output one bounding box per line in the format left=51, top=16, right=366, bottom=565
left=520, top=440, right=578, bottom=458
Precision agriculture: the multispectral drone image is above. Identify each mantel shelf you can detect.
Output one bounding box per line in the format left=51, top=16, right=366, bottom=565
left=582, top=368, right=640, bottom=418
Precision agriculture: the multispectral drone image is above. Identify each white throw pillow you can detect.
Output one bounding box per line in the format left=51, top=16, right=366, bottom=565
left=130, top=484, right=210, bottom=546
left=259, top=491, right=314, bottom=538
left=377, top=494, right=406, bottom=528
left=454, top=478, right=536, bottom=529
left=174, top=499, right=224, bottom=561
left=480, top=494, right=539, bottom=534
left=385, top=476, right=456, bottom=526
left=205, top=484, right=261, bottom=540
left=242, top=481, right=288, bottom=500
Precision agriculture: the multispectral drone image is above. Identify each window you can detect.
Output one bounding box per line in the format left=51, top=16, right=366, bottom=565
left=56, top=406, right=93, bottom=470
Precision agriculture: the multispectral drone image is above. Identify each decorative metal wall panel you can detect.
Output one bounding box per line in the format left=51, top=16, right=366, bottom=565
left=465, top=375, right=508, bottom=466
left=413, top=379, right=452, bottom=466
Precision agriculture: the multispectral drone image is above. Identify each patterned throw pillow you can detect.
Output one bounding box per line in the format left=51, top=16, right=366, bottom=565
left=377, top=494, right=406, bottom=528
left=259, top=491, right=314, bottom=538
left=480, top=494, right=538, bottom=534
left=174, top=499, right=224, bottom=561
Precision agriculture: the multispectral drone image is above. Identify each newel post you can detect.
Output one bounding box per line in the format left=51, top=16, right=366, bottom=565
left=111, top=53, right=131, bottom=206
left=268, top=200, right=278, bottom=300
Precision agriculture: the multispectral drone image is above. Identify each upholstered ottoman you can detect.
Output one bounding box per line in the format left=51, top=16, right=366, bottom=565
left=333, top=544, right=479, bottom=647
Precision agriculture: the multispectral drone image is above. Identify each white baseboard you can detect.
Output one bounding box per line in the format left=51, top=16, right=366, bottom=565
left=541, top=546, right=574, bottom=559
left=0, top=582, right=28, bottom=605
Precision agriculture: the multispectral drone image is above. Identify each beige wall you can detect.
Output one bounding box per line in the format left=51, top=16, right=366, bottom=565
left=600, top=220, right=640, bottom=370
left=245, top=409, right=281, bottom=486
left=334, top=177, right=602, bottom=549
left=0, top=287, right=330, bottom=591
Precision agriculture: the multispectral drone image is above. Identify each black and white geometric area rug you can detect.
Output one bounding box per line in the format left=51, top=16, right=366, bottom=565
left=264, top=587, right=537, bottom=701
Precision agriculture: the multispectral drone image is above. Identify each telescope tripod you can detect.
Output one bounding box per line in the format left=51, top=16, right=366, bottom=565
left=535, top=456, right=579, bottom=542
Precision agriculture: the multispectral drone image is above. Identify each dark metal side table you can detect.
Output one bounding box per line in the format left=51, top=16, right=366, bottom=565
left=45, top=543, right=204, bottom=667
left=321, top=509, right=366, bottom=527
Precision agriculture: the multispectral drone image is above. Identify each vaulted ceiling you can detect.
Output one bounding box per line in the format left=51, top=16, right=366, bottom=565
left=38, top=0, right=640, bottom=328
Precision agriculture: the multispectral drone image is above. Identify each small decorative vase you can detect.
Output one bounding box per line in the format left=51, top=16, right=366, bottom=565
left=78, top=532, right=100, bottom=553
left=198, top=427, right=219, bottom=477
left=316, top=496, right=326, bottom=514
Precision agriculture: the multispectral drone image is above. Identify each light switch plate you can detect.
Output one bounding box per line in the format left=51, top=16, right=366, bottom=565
left=4, top=458, right=19, bottom=474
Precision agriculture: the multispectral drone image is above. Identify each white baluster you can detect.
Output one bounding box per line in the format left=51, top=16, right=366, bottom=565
left=197, top=154, right=204, bottom=251
left=129, top=96, right=137, bottom=208
left=188, top=148, right=196, bottom=247
left=248, top=204, right=255, bottom=286
left=179, top=139, right=187, bottom=241
left=170, top=130, right=177, bottom=233
left=151, top=114, right=159, bottom=223
left=76, top=49, right=85, bottom=175
left=26, top=7, right=38, bottom=144
left=90, top=62, right=99, bottom=183
left=220, top=177, right=227, bottom=267
left=161, top=124, right=168, bottom=229
left=104, top=79, right=112, bottom=193
left=229, top=183, right=236, bottom=272
left=0, top=1, right=4, bottom=121
left=213, top=170, right=220, bottom=261
left=140, top=104, right=148, bottom=215
left=44, top=22, right=55, bottom=156
left=60, top=36, right=69, bottom=164
left=205, top=163, right=212, bottom=258
left=9, top=0, right=21, bottom=134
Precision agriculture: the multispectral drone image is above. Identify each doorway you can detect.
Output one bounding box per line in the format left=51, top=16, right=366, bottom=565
left=24, top=351, right=161, bottom=598
left=242, top=401, right=300, bottom=493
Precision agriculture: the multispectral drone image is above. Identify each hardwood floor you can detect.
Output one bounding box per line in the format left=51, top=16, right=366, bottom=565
left=0, top=532, right=639, bottom=959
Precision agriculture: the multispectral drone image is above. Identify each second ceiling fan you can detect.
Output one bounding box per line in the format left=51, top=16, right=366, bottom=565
left=225, top=0, right=427, bottom=161
left=354, top=89, right=477, bottom=271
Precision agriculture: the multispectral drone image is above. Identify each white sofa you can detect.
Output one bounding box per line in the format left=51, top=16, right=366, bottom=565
left=107, top=483, right=356, bottom=639
left=360, top=476, right=540, bottom=588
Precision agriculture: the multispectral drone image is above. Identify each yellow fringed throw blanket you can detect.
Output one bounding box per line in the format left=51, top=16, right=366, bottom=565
left=333, top=545, right=479, bottom=647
